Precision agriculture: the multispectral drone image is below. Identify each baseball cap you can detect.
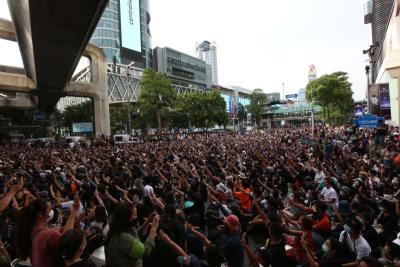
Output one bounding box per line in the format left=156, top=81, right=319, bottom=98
left=184, top=201, right=194, bottom=209
left=216, top=183, right=227, bottom=192
left=224, top=214, right=239, bottom=231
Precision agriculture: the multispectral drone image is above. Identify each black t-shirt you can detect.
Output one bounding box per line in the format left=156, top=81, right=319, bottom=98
left=69, top=260, right=94, bottom=267
left=319, top=256, right=350, bottom=267
left=184, top=229, right=205, bottom=259
left=363, top=225, right=381, bottom=249
left=266, top=242, right=288, bottom=267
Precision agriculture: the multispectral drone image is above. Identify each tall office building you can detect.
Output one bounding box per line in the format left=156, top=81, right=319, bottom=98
left=308, top=64, right=317, bottom=82
left=196, top=41, right=218, bottom=85
left=90, top=0, right=152, bottom=68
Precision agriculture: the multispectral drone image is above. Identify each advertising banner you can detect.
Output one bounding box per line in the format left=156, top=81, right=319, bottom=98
left=379, top=84, right=391, bottom=119
left=368, top=84, right=379, bottom=115
left=72, top=122, right=93, bottom=133
left=120, top=0, right=141, bottom=52
left=285, top=94, right=298, bottom=99
left=354, top=105, right=363, bottom=117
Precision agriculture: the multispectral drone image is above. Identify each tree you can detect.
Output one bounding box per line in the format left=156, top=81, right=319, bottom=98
left=207, top=90, right=229, bottom=128
left=138, top=68, right=177, bottom=129
left=178, top=90, right=228, bottom=131
left=306, top=71, right=354, bottom=124
left=248, top=89, right=266, bottom=126
left=237, top=103, right=247, bottom=127
left=61, top=100, right=93, bottom=129
left=182, top=91, right=209, bottom=130
left=109, top=103, right=129, bottom=133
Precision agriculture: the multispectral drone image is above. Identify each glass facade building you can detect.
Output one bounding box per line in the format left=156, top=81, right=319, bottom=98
left=153, top=47, right=211, bottom=90
left=90, top=0, right=152, bottom=68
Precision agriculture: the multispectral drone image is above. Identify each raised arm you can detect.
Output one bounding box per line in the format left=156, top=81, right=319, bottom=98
left=94, top=189, right=105, bottom=208
left=186, top=223, right=211, bottom=246
left=158, top=230, right=187, bottom=256
left=0, top=183, right=22, bottom=213
left=241, top=233, right=260, bottom=267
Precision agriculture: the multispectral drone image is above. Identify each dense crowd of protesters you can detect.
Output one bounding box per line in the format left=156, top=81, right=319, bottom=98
left=0, top=125, right=399, bottom=267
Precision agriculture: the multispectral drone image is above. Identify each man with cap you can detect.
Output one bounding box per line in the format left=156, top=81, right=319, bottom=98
left=216, top=214, right=244, bottom=267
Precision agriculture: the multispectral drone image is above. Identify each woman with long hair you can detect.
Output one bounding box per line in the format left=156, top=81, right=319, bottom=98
left=16, top=196, right=79, bottom=267
left=105, top=203, right=160, bottom=267
left=53, top=229, right=93, bottom=267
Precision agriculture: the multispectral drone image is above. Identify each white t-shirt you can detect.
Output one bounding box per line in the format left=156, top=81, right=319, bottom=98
left=314, top=170, right=325, bottom=183
left=339, top=231, right=371, bottom=260
left=61, top=201, right=85, bottom=215
left=321, top=186, right=338, bottom=207
left=144, top=185, right=154, bottom=197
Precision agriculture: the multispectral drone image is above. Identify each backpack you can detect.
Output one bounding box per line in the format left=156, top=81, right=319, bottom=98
left=83, top=223, right=107, bottom=258
left=340, top=231, right=358, bottom=261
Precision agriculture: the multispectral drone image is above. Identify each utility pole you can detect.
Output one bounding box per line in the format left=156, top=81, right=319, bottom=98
left=126, top=62, right=135, bottom=135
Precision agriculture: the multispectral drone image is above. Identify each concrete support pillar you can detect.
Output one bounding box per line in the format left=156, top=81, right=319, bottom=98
left=92, top=95, right=110, bottom=136
left=66, top=44, right=111, bottom=136
left=84, top=45, right=110, bottom=136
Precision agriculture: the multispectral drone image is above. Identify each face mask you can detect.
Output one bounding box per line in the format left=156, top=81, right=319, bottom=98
left=322, top=243, right=329, bottom=253
left=46, top=209, right=54, bottom=223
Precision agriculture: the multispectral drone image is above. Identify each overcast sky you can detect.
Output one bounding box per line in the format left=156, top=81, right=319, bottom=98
left=0, top=0, right=371, bottom=100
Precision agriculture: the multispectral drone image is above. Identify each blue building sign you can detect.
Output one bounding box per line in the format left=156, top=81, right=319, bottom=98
left=285, top=94, right=298, bottom=99
left=354, top=114, right=384, bottom=128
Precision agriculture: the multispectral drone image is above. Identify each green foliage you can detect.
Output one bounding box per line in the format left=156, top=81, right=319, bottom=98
left=248, top=89, right=266, bottom=126
left=109, top=103, right=130, bottom=133
left=306, top=71, right=354, bottom=124
left=207, top=90, right=229, bottom=128
left=61, top=100, right=93, bottom=128
left=174, top=90, right=229, bottom=130
left=135, top=69, right=228, bottom=131
left=237, top=103, right=247, bottom=121
left=138, top=68, right=177, bottom=128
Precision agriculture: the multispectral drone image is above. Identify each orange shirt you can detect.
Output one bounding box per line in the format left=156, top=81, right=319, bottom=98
left=234, top=188, right=251, bottom=211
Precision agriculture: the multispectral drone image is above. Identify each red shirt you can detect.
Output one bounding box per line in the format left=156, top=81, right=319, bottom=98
left=31, top=227, right=62, bottom=267
left=313, top=212, right=331, bottom=233
left=305, top=209, right=331, bottom=234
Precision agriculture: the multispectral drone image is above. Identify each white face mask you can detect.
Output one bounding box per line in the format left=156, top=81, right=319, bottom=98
left=47, top=209, right=54, bottom=224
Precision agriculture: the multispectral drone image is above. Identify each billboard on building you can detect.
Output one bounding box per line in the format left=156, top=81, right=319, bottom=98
left=368, top=84, right=379, bottom=115
left=379, top=83, right=391, bottom=119
left=120, top=0, right=141, bottom=52
left=285, top=94, right=298, bottom=99
left=354, top=105, right=364, bottom=117
left=222, top=95, right=230, bottom=112
left=72, top=122, right=93, bottom=133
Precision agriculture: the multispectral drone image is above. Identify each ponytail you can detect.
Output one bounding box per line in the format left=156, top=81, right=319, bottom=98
left=16, top=199, right=48, bottom=259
